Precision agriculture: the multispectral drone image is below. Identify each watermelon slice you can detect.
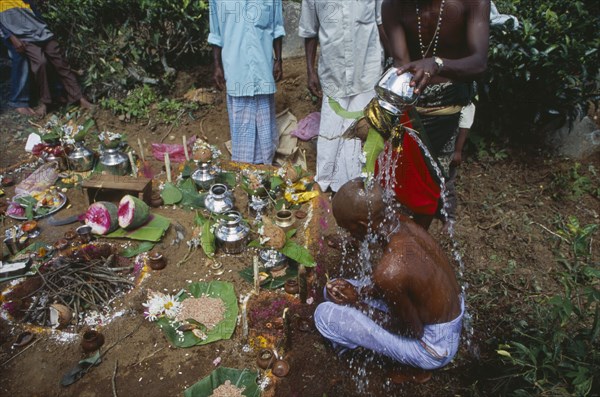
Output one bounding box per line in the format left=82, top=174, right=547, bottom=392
left=85, top=201, right=119, bottom=235
left=118, top=195, right=150, bottom=230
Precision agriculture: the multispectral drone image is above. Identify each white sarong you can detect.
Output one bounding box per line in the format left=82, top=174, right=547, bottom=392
left=315, top=91, right=375, bottom=192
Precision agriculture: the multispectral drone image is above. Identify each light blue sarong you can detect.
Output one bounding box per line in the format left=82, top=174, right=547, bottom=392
left=226, top=94, right=278, bottom=165
left=314, top=279, right=464, bottom=370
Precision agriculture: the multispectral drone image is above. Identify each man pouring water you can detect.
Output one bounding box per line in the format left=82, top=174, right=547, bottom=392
left=351, top=0, right=490, bottom=230
left=314, top=178, right=464, bottom=383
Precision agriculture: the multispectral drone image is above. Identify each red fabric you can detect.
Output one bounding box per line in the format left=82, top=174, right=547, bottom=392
left=376, top=112, right=441, bottom=215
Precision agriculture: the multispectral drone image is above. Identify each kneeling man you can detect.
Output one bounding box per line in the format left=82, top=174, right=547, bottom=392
left=314, top=178, right=464, bottom=383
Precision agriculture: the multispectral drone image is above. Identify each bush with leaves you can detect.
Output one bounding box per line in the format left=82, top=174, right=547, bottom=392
left=476, top=0, right=600, bottom=144
left=496, top=216, right=600, bottom=396
left=41, top=0, right=209, bottom=99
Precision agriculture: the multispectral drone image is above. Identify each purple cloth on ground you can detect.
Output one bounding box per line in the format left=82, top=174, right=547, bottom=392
left=291, top=112, right=320, bottom=141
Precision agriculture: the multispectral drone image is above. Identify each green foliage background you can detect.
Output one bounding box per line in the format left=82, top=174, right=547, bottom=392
left=478, top=0, right=600, bottom=143
left=41, top=0, right=209, bottom=99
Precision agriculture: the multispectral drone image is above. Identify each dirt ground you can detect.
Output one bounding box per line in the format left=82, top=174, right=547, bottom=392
left=0, top=56, right=599, bottom=397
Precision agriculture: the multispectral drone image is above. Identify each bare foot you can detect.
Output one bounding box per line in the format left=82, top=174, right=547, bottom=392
left=389, top=367, right=432, bottom=384
left=79, top=97, right=94, bottom=110
left=15, top=107, right=35, bottom=116
left=35, top=103, right=47, bottom=118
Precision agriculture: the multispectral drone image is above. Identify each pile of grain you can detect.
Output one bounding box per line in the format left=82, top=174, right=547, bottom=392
left=175, top=295, right=225, bottom=329
left=209, top=380, right=245, bottom=397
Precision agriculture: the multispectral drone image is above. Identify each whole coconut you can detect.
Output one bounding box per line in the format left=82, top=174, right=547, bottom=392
left=194, top=146, right=212, bottom=163
left=263, top=218, right=286, bottom=250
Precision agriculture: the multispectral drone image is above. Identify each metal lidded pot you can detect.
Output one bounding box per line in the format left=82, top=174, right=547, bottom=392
left=375, top=68, right=419, bottom=114
left=191, top=162, right=218, bottom=191
left=68, top=142, right=95, bottom=172
left=99, top=147, right=130, bottom=176
left=204, top=183, right=233, bottom=214
left=214, top=210, right=250, bottom=254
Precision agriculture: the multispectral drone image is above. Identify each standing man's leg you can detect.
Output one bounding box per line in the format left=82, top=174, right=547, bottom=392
left=39, top=39, right=90, bottom=108
left=4, top=39, right=34, bottom=115
left=22, top=42, right=52, bottom=116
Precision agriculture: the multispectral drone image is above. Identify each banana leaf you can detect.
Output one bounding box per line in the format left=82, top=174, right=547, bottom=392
left=119, top=241, right=155, bottom=258
left=105, top=214, right=170, bottom=242
left=156, top=281, right=238, bottom=348
left=184, top=367, right=260, bottom=397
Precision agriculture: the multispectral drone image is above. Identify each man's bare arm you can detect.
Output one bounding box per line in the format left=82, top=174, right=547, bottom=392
left=436, top=0, right=490, bottom=80
left=304, top=37, right=322, bottom=97
left=382, top=0, right=411, bottom=67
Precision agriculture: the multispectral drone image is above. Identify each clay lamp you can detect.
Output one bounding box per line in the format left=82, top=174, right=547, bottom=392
left=296, top=316, right=312, bottom=332
left=63, top=230, right=77, bottom=241
left=271, top=359, right=290, bottom=377
left=256, top=349, right=275, bottom=370
left=1, top=176, right=14, bottom=187
left=147, top=252, right=167, bottom=270
left=53, top=239, right=70, bottom=257
left=81, top=330, right=105, bottom=353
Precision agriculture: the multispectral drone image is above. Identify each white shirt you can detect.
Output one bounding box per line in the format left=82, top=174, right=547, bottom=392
left=299, top=0, right=383, bottom=98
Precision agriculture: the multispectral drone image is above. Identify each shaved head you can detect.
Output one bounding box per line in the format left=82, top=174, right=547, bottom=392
left=332, top=178, right=386, bottom=238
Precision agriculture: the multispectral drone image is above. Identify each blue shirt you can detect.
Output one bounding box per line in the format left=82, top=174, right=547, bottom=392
left=208, top=0, right=285, bottom=97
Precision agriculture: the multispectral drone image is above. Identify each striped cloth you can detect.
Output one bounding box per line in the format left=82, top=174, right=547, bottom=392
left=226, top=94, right=278, bottom=165
left=314, top=279, right=464, bottom=370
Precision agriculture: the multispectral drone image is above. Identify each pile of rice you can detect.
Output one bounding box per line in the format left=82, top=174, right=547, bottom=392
left=175, top=295, right=225, bottom=329
left=209, top=380, right=245, bottom=397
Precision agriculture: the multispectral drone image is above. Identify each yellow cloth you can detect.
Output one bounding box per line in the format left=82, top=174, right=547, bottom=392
left=0, top=0, right=31, bottom=12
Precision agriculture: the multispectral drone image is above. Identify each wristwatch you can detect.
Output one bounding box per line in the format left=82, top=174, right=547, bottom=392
left=433, top=56, right=444, bottom=72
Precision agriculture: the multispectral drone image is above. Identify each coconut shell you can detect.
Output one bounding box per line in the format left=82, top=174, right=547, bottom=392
left=49, top=303, right=72, bottom=328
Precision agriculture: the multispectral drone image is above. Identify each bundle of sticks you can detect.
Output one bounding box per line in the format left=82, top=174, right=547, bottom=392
left=22, top=254, right=134, bottom=326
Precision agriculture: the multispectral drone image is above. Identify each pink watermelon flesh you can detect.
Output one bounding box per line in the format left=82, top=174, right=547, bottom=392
left=118, top=195, right=149, bottom=230
left=85, top=202, right=118, bottom=235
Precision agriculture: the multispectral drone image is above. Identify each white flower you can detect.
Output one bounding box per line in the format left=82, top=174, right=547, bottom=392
left=359, top=151, right=367, bottom=164
left=142, top=291, right=181, bottom=321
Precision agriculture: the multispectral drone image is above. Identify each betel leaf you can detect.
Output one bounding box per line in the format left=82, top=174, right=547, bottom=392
left=178, top=178, right=206, bottom=209
left=280, top=240, right=315, bottom=267
left=201, top=220, right=215, bottom=258
left=285, top=229, right=297, bottom=239
left=363, top=128, right=385, bottom=175
left=247, top=239, right=261, bottom=248
left=73, top=118, right=96, bottom=142
left=161, top=182, right=183, bottom=205
left=216, top=172, right=237, bottom=188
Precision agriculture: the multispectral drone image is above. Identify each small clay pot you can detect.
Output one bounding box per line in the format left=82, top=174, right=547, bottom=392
left=272, top=359, right=290, bottom=377
left=284, top=279, right=299, bottom=295
left=76, top=225, right=93, bottom=244
left=21, top=220, right=38, bottom=234
left=147, top=252, right=166, bottom=270
left=256, top=349, right=275, bottom=370
left=150, top=192, right=163, bottom=208
left=81, top=330, right=105, bottom=353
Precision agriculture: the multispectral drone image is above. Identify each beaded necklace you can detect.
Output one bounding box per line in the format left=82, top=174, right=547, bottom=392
left=415, top=0, right=446, bottom=59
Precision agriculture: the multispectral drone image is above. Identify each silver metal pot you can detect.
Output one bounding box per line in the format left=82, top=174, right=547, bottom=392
left=375, top=68, right=418, bottom=114
left=204, top=183, right=233, bottom=214
left=99, top=148, right=130, bottom=176
left=259, top=248, right=287, bottom=269
left=214, top=210, right=250, bottom=254
left=275, top=209, right=295, bottom=231
left=68, top=142, right=95, bottom=172
left=191, top=162, right=217, bottom=191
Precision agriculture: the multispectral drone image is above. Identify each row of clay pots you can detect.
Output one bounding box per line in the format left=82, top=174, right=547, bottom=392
left=256, top=349, right=290, bottom=377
